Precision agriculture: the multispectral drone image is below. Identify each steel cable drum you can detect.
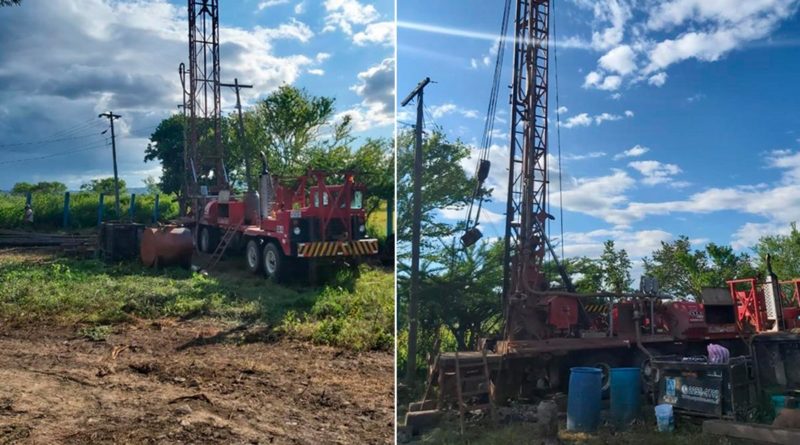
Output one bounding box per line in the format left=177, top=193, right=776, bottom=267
left=567, top=367, right=602, bottom=432
left=140, top=226, right=193, bottom=269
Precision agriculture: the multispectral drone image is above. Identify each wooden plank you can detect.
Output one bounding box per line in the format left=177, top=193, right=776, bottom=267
left=703, top=420, right=800, bottom=445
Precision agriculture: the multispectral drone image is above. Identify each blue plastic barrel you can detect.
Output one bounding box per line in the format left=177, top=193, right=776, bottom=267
left=610, top=367, right=641, bottom=427
left=567, top=367, right=602, bottom=432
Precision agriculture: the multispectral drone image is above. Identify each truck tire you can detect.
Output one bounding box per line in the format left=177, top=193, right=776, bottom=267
left=262, top=242, right=285, bottom=282
left=245, top=239, right=262, bottom=274
left=199, top=226, right=218, bottom=253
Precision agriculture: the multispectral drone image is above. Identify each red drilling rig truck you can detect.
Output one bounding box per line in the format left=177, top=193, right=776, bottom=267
left=407, top=0, right=800, bottom=424
left=195, top=154, right=379, bottom=281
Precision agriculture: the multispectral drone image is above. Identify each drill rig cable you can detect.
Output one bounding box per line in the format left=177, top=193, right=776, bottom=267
left=552, top=0, right=566, bottom=261
left=463, top=0, right=513, bottom=233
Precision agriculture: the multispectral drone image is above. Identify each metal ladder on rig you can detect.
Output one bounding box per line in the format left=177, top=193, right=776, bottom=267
left=453, top=349, right=497, bottom=434
left=203, top=224, right=241, bottom=271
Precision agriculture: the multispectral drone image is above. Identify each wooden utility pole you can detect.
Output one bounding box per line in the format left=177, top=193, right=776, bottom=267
left=98, top=111, right=122, bottom=218
left=220, top=78, right=253, bottom=189
left=401, top=77, right=431, bottom=383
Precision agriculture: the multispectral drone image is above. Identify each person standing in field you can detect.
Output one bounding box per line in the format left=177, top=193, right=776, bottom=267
left=24, top=203, right=34, bottom=226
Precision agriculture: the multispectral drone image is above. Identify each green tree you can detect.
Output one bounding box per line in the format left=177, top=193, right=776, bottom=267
left=144, top=114, right=185, bottom=199
left=11, top=181, right=67, bottom=195
left=396, top=128, right=480, bottom=251
left=241, top=85, right=350, bottom=181
left=755, top=223, right=800, bottom=280
left=600, top=240, right=632, bottom=293
left=643, top=237, right=757, bottom=298
left=142, top=176, right=162, bottom=195
left=396, top=127, right=490, bottom=372
left=80, top=178, right=126, bottom=195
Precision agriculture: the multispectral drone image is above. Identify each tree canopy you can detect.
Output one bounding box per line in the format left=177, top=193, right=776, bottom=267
left=11, top=181, right=66, bottom=195
left=80, top=178, right=126, bottom=195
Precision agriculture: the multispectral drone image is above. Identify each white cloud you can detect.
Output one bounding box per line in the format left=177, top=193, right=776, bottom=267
left=557, top=106, right=568, bottom=114
left=594, top=112, right=622, bottom=125
left=258, top=0, right=290, bottom=10
left=598, top=44, right=636, bottom=75
left=307, top=68, right=325, bottom=76
left=628, top=160, right=683, bottom=185
left=0, top=0, right=330, bottom=189
left=339, top=58, right=394, bottom=132
left=563, top=151, right=607, bottom=161
left=294, top=1, right=306, bottom=14
left=614, top=145, right=649, bottom=160
left=562, top=110, right=633, bottom=128
left=353, top=21, right=394, bottom=46
left=562, top=113, right=592, bottom=128
left=561, top=170, right=636, bottom=220
left=323, top=0, right=380, bottom=35
left=648, top=72, right=668, bottom=86
left=430, top=103, right=480, bottom=119
left=574, top=0, right=800, bottom=90
left=563, top=228, right=673, bottom=259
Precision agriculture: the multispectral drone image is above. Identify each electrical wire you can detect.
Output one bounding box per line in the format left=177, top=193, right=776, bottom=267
left=0, top=141, right=110, bottom=165
left=0, top=132, right=105, bottom=149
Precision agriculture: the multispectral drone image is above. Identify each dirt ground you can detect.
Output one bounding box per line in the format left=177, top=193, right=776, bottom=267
left=0, top=319, right=394, bottom=444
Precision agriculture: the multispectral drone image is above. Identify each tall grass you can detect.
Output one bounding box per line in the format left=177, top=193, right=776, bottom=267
left=0, top=253, right=394, bottom=352
left=0, top=192, right=179, bottom=230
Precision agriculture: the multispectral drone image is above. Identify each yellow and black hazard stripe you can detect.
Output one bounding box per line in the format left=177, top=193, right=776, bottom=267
left=297, top=239, right=379, bottom=258
left=584, top=304, right=609, bottom=314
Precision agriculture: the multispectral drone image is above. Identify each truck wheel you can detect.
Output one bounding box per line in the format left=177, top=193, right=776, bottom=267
left=262, top=243, right=285, bottom=282
left=245, top=239, right=262, bottom=274
left=199, top=226, right=218, bottom=253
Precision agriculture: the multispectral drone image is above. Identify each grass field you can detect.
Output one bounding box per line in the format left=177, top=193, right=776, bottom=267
left=0, top=252, right=393, bottom=351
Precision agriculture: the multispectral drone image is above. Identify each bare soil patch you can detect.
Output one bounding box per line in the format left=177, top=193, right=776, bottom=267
left=0, top=319, right=393, bottom=444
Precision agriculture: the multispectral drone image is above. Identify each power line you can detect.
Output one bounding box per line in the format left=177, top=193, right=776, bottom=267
left=0, top=141, right=110, bottom=165
left=0, top=132, right=105, bottom=149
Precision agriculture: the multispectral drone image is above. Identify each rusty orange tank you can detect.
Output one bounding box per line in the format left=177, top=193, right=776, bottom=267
left=140, top=226, right=193, bottom=269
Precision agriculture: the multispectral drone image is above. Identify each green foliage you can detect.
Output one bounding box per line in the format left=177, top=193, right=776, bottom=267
left=754, top=222, right=800, bottom=280
left=142, top=176, right=162, bottom=195
left=80, top=177, right=127, bottom=195
left=279, top=267, right=394, bottom=351
left=397, top=128, right=478, bottom=250
left=11, top=181, right=67, bottom=195
left=0, top=192, right=178, bottom=229
left=600, top=240, right=633, bottom=293
left=643, top=236, right=757, bottom=298
left=144, top=114, right=186, bottom=198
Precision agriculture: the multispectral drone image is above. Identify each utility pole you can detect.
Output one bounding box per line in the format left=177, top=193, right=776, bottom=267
left=220, top=78, right=253, bottom=190
left=401, top=77, right=431, bottom=384
left=98, top=111, right=122, bottom=218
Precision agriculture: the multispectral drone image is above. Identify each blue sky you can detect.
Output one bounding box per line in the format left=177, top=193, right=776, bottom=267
left=398, top=0, right=800, bottom=273
left=0, top=0, right=393, bottom=190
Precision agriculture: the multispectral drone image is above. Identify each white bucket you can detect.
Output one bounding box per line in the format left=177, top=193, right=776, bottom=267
left=655, top=403, right=674, bottom=432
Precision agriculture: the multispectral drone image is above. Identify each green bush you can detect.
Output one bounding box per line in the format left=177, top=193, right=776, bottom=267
left=280, top=267, right=394, bottom=351
left=0, top=192, right=179, bottom=229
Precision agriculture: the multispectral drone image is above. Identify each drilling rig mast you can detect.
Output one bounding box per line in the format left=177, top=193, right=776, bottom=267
left=185, top=0, right=226, bottom=204
left=503, top=0, right=553, bottom=339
